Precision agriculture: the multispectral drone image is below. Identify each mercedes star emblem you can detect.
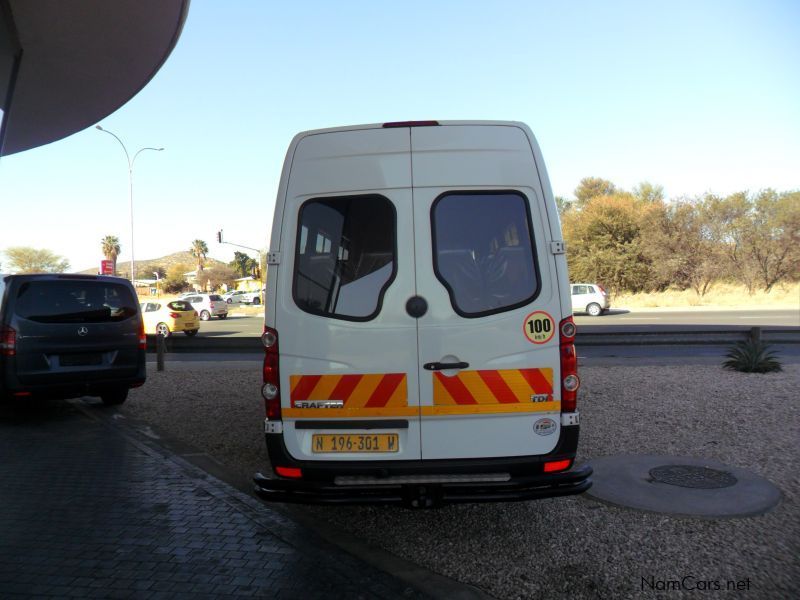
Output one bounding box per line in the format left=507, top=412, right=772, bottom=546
left=77, top=327, right=89, bottom=336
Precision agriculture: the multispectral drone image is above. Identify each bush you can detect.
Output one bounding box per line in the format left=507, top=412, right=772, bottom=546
left=723, top=338, right=782, bottom=373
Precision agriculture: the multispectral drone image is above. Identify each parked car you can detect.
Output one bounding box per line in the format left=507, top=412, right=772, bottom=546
left=0, top=273, right=145, bottom=405
left=140, top=300, right=199, bottom=336
left=238, top=289, right=263, bottom=305
left=571, top=283, right=610, bottom=316
left=181, top=293, right=229, bottom=320
left=222, top=290, right=247, bottom=304
left=253, top=121, right=590, bottom=508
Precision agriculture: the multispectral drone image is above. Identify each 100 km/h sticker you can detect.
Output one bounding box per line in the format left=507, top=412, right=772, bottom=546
left=523, top=311, right=555, bottom=344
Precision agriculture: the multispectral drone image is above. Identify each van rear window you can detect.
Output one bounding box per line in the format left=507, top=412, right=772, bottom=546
left=14, top=280, right=138, bottom=323
left=293, top=195, right=396, bottom=320
left=432, top=192, right=540, bottom=317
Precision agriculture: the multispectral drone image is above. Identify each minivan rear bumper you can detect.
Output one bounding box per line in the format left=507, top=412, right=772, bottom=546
left=254, top=425, right=591, bottom=507
left=1, top=363, right=145, bottom=401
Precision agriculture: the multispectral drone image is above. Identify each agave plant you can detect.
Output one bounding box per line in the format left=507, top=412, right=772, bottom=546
left=723, top=338, right=782, bottom=373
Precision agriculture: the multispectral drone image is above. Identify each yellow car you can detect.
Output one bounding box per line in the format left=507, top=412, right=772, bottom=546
left=139, top=300, right=199, bottom=337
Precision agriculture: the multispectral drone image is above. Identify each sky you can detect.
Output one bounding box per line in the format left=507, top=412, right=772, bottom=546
left=1, top=0, right=799, bottom=273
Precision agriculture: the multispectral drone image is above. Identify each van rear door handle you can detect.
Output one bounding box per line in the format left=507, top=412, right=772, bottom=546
left=423, top=361, right=469, bottom=371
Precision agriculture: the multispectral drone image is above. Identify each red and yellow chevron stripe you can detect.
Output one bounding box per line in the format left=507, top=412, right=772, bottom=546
left=434, top=368, right=554, bottom=406
left=286, top=373, right=409, bottom=418
left=284, top=368, right=559, bottom=419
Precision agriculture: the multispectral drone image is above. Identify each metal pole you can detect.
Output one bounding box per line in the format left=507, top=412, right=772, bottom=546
left=96, top=126, right=163, bottom=285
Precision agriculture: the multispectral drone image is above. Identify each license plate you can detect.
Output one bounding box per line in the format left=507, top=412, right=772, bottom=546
left=312, top=433, right=399, bottom=453
left=60, top=353, right=102, bottom=366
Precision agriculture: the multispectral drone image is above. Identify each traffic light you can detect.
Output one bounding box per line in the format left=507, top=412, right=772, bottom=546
left=216, top=230, right=223, bottom=243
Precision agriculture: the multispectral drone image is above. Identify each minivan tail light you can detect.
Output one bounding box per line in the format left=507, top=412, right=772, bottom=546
left=1, top=326, right=17, bottom=356
left=559, top=316, right=580, bottom=412
left=138, top=321, right=146, bottom=350
left=261, top=326, right=281, bottom=420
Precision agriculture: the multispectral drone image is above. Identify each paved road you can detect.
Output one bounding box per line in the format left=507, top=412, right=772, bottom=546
left=194, top=308, right=799, bottom=338
left=0, top=400, right=438, bottom=598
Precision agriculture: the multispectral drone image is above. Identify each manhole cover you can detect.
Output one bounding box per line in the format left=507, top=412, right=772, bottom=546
left=649, top=465, right=737, bottom=489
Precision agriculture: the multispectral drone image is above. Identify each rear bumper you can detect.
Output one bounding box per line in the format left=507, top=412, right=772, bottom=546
left=1, top=361, right=146, bottom=401
left=254, top=464, right=591, bottom=507
left=254, top=424, right=591, bottom=507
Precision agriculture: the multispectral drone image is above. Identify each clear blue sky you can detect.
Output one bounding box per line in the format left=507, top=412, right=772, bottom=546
left=1, top=0, right=798, bottom=273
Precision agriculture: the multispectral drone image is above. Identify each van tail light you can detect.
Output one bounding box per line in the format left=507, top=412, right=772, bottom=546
left=559, top=316, right=580, bottom=412
left=274, top=466, right=302, bottom=479
left=138, top=321, right=146, bottom=350
left=261, top=326, right=281, bottom=420
left=1, top=326, right=17, bottom=356
left=544, top=459, right=572, bottom=473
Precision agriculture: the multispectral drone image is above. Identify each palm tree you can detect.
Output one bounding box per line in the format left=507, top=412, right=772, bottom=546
left=190, top=239, right=209, bottom=272
left=101, top=235, right=121, bottom=275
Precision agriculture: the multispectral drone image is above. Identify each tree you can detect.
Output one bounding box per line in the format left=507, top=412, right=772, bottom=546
left=574, top=177, right=616, bottom=207
left=742, top=190, right=800, bottom=292
left=162, top=263, right=192, bottom=294
left=702, top=190, right=799, bottom=293
left=190, top=239, right=209, bottom=272
left=633, top=182, right=665, bottom=204
left=230, top=251, right=258, bottom=278
left=101, top=235, right=121, bottom=275
left=196, top=264, right=237, bottom=291
left=4, top=246, right=70, bottom=273
left=561, top=193, right=656, bottom=292
left=640, top=198, right=723, bottom=296
left=555, top=196, right=573, bottom=217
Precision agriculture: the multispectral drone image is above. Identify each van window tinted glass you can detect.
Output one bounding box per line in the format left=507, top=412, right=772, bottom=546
left=15, top=280, right=137, bottom=323
left=294, top=195, right=395, bottom=320
left=432, top=192, right=539, bottom=317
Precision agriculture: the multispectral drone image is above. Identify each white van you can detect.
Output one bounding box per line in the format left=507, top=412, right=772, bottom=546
left=254, top=121, right=591, bottom=508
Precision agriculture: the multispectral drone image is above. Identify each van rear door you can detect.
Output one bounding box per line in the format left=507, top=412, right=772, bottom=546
left=410, top=124, right=563, bottom=459
left=276, top=127, right=422, bottom=462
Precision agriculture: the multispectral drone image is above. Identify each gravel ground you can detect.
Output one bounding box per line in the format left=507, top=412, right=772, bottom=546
left=122, top=362, right=800, bottom=599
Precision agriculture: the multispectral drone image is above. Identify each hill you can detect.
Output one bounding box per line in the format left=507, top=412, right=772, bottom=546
left=79, top=251, right=228, bottom=278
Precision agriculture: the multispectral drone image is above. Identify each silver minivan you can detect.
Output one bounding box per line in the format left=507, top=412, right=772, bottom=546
left=0, top=274, right=146, bottom=405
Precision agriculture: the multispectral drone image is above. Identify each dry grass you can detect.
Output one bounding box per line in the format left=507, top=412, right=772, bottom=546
left=614, top=282, right=800, bottom=309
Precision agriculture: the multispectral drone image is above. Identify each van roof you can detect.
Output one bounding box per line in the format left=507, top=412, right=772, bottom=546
left=292, top=120, right=528, bottom=138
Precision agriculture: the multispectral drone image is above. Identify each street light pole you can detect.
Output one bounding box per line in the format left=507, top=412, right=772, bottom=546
left=96, top=125, right=163, bottom=285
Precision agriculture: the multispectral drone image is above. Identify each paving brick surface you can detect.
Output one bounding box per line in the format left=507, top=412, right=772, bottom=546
left=0, top=401, right=424, bottom=598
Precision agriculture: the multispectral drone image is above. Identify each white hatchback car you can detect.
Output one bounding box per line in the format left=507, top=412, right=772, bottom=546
left=571, top=283, right=610, bottom=316
left=181, top=293, right=229, bottom=321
